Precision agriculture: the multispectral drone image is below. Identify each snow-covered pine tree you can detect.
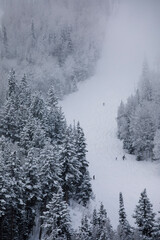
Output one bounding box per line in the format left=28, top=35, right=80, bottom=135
left=91, top=209, right=99, bottom=239
left=30, top=92, right=47, bottom=122
left=39, top=143, right=61, bottom=208
left=130, top=103, right=155, bottom=160
left=153, top=215, right=160, bottom=240
left=153, top=129, right=160, bottom=160
left=54, top=107, right=67, bottom=145
left=59, top=125, right=81, bottom=203
left=22, top=148, right=42, bottom=235
left=41, top=188, right=72, bottom=240
left=7, top=69, right=17, bottom=98
left=118, top=192, right=132, bottom=240
left=78, top=215, right=92, bottom=240
left=0, top=150, right=26, bottom=240
left=47, top=85, right=59, bottom=109
left=97, top=202, right=114, bottom=240
left=133, top=189, right=156, bottom=239
left=74, top=122, right=92, bottom=205
left=138, top=60, right=152, bottom=102
left=0, top=71, right=20, bottom=141
left=18, top=74, right=31, bottom=129
left=45, top=85, right=59, bottom=141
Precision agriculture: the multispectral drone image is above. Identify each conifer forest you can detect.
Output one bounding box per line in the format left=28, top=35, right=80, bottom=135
left=0, top=1, right=160, bottom=240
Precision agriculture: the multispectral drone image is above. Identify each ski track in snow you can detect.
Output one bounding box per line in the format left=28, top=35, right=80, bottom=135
left=61, top=56, right=160, bottom=230
left=61, top=5, right=160, bottom=229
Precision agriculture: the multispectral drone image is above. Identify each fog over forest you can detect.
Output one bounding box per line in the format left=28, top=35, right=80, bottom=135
left=98, top=0, right=160, bottom=96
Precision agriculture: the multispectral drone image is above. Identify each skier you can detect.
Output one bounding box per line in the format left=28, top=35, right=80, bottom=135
left=93, top=175, right=95, bottom=180
left=122, top=155, right=126, bottom=160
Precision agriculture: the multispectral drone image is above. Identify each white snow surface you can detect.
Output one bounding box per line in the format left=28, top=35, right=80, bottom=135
left=61, top=10, right=160, bottom=229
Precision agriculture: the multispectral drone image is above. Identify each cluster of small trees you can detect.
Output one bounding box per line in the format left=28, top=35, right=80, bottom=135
left=0, top=0, right=114, bottom=105
left=0, top=70, right=92, bottom=240
left=76, top=189, right=160, bottom=240
left=117, top=61, right=160, bottom=160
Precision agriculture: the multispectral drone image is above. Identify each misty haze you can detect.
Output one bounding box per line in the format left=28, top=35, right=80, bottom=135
left=0, top=1, right=160, bottom=240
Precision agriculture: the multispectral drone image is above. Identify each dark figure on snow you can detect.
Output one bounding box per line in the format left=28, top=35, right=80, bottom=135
left=115, top=157, right=117, bottom=160
left=93, top=175, right=95, bottom=180
left=103, top=102, right=105, bottom=106
left=122, top=155, right=126, bottom=160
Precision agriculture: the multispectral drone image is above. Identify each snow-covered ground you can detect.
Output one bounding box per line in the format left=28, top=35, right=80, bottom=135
left=61, top=4, right=160, bottom=229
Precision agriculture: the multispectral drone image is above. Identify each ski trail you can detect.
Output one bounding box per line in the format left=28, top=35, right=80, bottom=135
left=61, top=72, right=160, bottom=228
left=61, top=4, right=160, bottom=228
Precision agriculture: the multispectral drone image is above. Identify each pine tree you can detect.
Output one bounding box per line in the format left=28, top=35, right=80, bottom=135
left=153, top=129, right=160, bottom=160
left=139, top=61, right=152, bottom=102
left=41, top=188, right=72, bottom=240
left=59, top=126, right=81, bottom=203
left=91, top=209, right=99, bottom=240
left=54, top=107, right=67, bottom=145
left=78, top=215, right=92, bottom=240
left=8, top=69, right=17, bottom=98
left=45, top=85, right=59, bottom=141
left=96, top=202, right=114, bottom=240
left=130, top=104, right=155, bottom=160
left=118, top=192, right=132, bottom=240
left=47, top=85, right=59, bottom=109
left=74, top=122, right=92, bottom=205
left=133, top=189, right=156, bottom=239
left=39, top=143, right=61, bottom=207
left=22, top=148, right=42, bottom=235
left=153, top=215, right=160, bottom=240
left=0, top=70, right=21, bottom=141
left=0, top=149, right=26, bottom=240
left=30, top=92, right=47, bottom=122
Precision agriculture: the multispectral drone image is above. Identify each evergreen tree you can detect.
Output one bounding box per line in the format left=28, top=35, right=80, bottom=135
left=118, top=192, right=132, bottom=240
left=130, top=104, right=155, bottom=160
left=30, top=92, right=47, bottom=122
left=0, top=149, right=26, bottom=240
left=139, top=61, right=152, bottom=102
left=7, top=69, right=17, bottom=98
left=153, top=129, right=160, bottom=160
left=39, top=143, right=61, bottom=207
left=74, top=122, right=92, bottom=205
left=47, top=85, right=59, bottom=108
left=41, top=188, right=72, bottom=240
left=91, top=209, right=99, bottom=239
left=22, top=148, right=42, bottom=235
left=133, top=189, right=156, bottom=239
left=97, top=202, right=114, bottom=240
left=54, top=107, right=67, bottom=145
left=78, top=215, right=92, bottom=240
left=153, top=215, right=160, bottom=240
left=59, top=126, right=81, bottom=203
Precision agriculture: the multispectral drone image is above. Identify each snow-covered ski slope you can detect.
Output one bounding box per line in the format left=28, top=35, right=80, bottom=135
left=61, top=3, right=160, bottom=228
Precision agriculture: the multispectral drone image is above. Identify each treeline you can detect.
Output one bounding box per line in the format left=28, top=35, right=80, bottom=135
left=0, top=70, right=92, bottom=240
left=76, top=189, right=160, bottom=240
left=0, top=0, right=115, bottom=105
left=117, top=61, right=160, bottom=161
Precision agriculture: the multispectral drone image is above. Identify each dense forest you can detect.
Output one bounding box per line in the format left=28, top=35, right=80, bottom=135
left=117, top=61, right=160, bottom=161
left=0, top=70, right=92, bottom=239
left=1, top=70, right=160, bottom=240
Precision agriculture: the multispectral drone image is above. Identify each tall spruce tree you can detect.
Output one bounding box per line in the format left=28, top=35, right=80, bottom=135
left=118, top=192, right=132, bottom=240
left=78, top=215, right=92, bottom=240
left=74, top=122, right=92, bottom=205
left=41, top=188, right=72, bottom=240
left=59, top=125, right=81, bottom=203
left=133, top=189, right=156, bottom=239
